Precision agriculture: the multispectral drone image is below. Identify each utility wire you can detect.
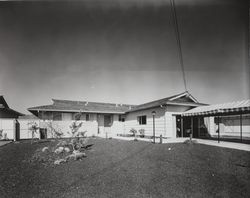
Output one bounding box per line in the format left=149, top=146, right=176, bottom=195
left=170, top=0, right=187, bottom=92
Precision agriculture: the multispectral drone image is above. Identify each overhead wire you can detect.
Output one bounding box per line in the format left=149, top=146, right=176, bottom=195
left=169, top=0, right=187, bottom=92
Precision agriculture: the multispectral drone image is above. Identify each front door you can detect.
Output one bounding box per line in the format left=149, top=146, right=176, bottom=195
left=104, top=115, right=113, bottom=136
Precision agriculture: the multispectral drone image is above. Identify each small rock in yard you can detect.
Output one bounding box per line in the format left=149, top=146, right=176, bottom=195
left=54, top=159, right=66, bottom=165
left=168, top=148, right=171, bottom=150
left=42, top=147, right=49, bottom=152
left=64, top=147, right=70, bottom=153
left=55, top=147, right=64, bottom=154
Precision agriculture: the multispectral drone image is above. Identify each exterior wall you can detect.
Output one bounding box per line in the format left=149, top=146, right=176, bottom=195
left=124, top=105, right=193, bottom=138
left=124, top=107, right=166, bottom=137
left=19, top=119, right=40, bottom=139
left=206, top=114, right=250, bottom=138
left=0, top=118, right=15, bottom=140
left=111, top=114, right=125, bottom=136
left=39, top=119, right=98, bottom=138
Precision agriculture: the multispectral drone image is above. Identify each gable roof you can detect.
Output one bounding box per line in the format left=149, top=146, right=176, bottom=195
left=28, top=99, right=136, bottom=114
left=28, top=92, right=205, bottom=115
left=0, top=96, right=24, bottom=118
left=0, top=96, right=9, bottom=108
left=183, top=99, right=250, bottom=117
left=127, top=91, right=206, bottom=112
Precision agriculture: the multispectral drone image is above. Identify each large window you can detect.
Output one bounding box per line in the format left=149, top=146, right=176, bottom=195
left=138, top=115, right=147, bottom=125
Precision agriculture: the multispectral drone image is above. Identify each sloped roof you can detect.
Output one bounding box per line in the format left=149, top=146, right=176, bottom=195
left=28, top=99, right=136, bottom=114
left=19, top=114, right=39, bottom=120
left=0, top=96, right=24, bottom=118
left=183, top=99, right=250, bottom=116
left=127, top=91, right=205, bottom=112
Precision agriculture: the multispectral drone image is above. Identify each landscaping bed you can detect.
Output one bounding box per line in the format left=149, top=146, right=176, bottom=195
left=0, top=138, right=250, bottom=197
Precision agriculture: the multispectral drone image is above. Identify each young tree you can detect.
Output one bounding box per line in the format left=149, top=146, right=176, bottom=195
left=28, top=121, right=39, bottom=144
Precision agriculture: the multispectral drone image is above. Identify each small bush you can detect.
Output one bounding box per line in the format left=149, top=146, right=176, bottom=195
left=129, top=128, right=137, bottom=136
left=138, top=129, right=145, bottom=138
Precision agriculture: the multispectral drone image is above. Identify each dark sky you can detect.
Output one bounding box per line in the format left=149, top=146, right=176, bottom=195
left=0, top=0, right=249, bottom=113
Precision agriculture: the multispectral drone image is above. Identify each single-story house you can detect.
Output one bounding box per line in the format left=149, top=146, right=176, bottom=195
left=0, top=96, right=23, bottom=140
left=28, top=92, right=206, bottom=138
left=182, top=99, right=250, bottom=141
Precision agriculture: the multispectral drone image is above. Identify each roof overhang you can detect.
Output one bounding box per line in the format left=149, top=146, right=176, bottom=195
left=28, top=108, right=126, bottom=115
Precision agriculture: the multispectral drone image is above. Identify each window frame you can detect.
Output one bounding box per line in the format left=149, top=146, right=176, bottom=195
left=138, top=115, right=147, bottom=125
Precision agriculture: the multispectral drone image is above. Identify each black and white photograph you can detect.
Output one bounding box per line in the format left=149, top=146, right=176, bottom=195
left=0, top=0, right=249, bottom=197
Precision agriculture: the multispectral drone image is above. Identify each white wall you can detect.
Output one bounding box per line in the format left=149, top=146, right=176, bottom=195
left=0, top=119, right=15, bottom=140
left=206, top=114, right=250, bottom=137
left=124, top=107, right=166, bottom=137
left=19, top=119, right=40, bottom=139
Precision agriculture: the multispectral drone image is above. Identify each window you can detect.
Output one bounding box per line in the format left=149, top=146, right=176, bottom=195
left=119, top=115, right=125, bottom=122
left=138, top=115, right=147, bottom=125
left=86, top=114, right=90, bottom=121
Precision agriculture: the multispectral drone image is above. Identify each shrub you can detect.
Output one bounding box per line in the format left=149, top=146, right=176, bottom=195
left=138, top=129, right=145, bottom=138
left=129, top=128, right=137, bottom=137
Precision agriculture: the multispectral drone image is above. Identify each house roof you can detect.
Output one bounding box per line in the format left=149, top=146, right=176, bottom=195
left=28, top=92, right=206, bottom=115
left=28, top=99, right=136, bottom=114
left=18, top=114, right=39, bottom=120
left=182, top=99, right=250, bottom=117
left=0, top=96, right=24, bottom=118
left=126, top=91, right=206, bottom=112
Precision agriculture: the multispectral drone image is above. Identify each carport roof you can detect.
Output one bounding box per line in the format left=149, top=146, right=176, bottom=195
left=183, top=99, right=250, bottom=117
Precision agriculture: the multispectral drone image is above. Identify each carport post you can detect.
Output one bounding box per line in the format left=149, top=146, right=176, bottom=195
left=217, top=116, right=220, bottom=143
left=240, top=114, right=242, bottom=143
left=198, top=117, right=200, bottom=138
left=181, top=116, right=183, bottom=137
left=190, top=117, right=193, bottom=140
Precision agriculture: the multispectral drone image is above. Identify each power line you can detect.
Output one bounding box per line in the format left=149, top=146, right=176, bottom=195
left=170, top=0, right=187, bottom=92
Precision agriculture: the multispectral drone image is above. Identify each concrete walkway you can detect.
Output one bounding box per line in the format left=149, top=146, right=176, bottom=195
left=0, top=141, right=12, bottom=147
left=110, top=136, right=250, bottom=152
left=194, top=139, right=250, bottom=152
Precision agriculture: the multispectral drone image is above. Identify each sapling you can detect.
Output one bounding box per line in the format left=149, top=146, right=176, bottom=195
left=28, top=121, right=39, bottom=144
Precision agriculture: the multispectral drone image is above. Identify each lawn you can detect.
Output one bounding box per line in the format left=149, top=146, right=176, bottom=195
left=0, top=138, right=250, bottom=198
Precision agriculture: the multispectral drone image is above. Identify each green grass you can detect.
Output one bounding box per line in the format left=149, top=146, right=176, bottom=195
left=0, top=138, right=250, bottom=198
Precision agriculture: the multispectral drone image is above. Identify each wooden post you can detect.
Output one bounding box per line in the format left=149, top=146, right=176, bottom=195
left=198, top=117, right=200, bottom=138
left=160, top=134, right=162, bottom=144
left=240, top=114, right=242, bottom=143
left=217, top=116, right=220, bottom=143
left=190, top=117, right=193, bottom=141
left=181, top=117, right=184, bottom=137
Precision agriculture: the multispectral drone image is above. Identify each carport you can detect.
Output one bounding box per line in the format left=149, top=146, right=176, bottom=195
left=182, top=100, right=250, bottom=143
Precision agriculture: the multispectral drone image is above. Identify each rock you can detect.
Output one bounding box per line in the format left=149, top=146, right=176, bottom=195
left=64, top=147, right=70, bottom=153
left=74, top=152, right=86, bottom=160
left=42, top=147, right=49, bottom=152
left=57, top=140, right=68, bottom=147
left=66, top=152, right=86, bottom=161
left=54, top=159, right=66, bottom=165
left=168, top=148, right=171, bottom=151
left=54, top=147, right=64, bottom=154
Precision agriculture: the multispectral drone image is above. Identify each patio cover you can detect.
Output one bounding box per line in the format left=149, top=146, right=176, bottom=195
left=182, top=99, right=250, bottom=117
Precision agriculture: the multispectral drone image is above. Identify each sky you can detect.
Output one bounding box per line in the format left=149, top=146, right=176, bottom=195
left=0, top=0, right=249, bottom=114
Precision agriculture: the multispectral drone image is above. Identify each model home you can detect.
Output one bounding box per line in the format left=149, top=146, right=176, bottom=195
left=28, top=92, right=206, bottom=138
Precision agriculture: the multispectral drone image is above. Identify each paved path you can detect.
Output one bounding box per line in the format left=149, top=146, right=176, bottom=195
left=194, top=139, right=250, bottom=152
left=0, top=141, right=12, bottom=147
left=111, top=136, right=250, bottom=152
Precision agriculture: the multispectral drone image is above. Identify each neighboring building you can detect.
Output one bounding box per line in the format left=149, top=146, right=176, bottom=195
left=28, top=92, right=206, bottom=138
left=0, top=96, right=23, bottom=140
left=182, top=100, right=250, bottom=140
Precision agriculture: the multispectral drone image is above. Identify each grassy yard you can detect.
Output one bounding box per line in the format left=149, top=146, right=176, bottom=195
left=0, top=138, right=250, bottom=198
